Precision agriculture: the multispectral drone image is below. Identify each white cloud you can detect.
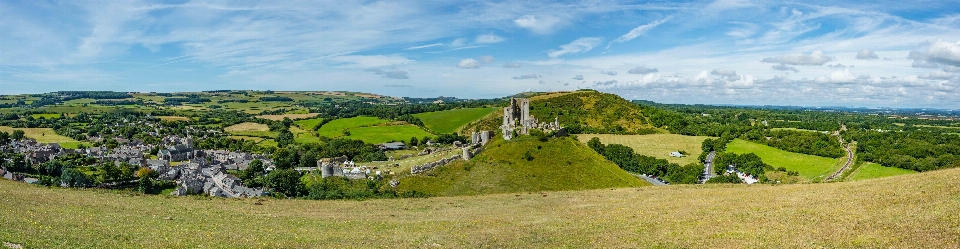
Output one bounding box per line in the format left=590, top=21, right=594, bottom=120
left=856, top=49, right=879, bottom=60
left=918, top=70, right=955, bottom=80
left=475, top=34, right=505, bottom=44
left=922, top=39, right=960, bottom=66
left=404, top=43, right=444, bottom=50
left=364, top=68, right=409, bottom=79
left=327, top=55, right=413, bottom=68
left=607, top=17, right=671, bottom=49
left=480, top=55, right=495, bottom=64
left=600, top=71, right=617, bottom=76
left=503, top=62, right=521, bottom=68
left=572, top=75, right=584, bottom=80
left=771, top=64, right=799, bottom=72
left=628, top=66, right=658, bottom=74
left=548, top=37, right=603, bottom=58
left=815, top=69, right=858, bottom=84
left=514, top=15, right=564, bottom=35
left=711, top=68, right=742, bottom=81
left=450, top=38, right=469, bottom=47
left=761, top=51, right=833, bottom=66
left=457, top=58, right=480, bottom=69
left=512, top=74, right=538, bottom=80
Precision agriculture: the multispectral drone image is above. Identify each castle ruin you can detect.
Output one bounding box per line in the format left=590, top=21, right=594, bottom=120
left=501, top=98, right=562, bottom=140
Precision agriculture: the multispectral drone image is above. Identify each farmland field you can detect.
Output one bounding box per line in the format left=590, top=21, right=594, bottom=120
left=576, top=134, right=712, bottom=165
left=2, top=164, right=957, bottom=248
left=726, top=139, right=841, bottom=182
left=341, top=125, right=433, bottom=144
left=256, top=113, right=319, bottom=121
left=849, top=162, right=917, bottom=181
left=224, top=122, right=275, bottom=138
left=155, top=116, right=189, bottom=121
left=413, top=107, right=497, bottom=134
left=29, top=113, right=61, bottom=119
left=0, top=126, right=88, bottom=149
left=293, top=117, right=324, bottom=130
left=317, top=116, right=389, bottom=137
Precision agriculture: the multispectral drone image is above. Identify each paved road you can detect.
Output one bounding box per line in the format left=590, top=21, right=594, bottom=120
left=824, top=136, right=854, bottom=182
left=699, top=151, right=716, bottom=184
left=631, top=173, right=667, bottom=186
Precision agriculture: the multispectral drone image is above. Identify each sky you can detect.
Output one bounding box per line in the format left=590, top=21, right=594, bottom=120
left=1, top=0, right=960, bottom=108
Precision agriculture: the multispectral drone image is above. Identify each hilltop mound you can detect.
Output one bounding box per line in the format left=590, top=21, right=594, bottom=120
left=413, top=107, right=497, bottom=134
left=530, top=90, right=663, bottom=134
left=397, top=136, right=648, bottom=196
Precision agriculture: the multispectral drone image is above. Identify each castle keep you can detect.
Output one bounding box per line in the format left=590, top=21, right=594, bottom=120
left=501, top=98, right=562, bottom=140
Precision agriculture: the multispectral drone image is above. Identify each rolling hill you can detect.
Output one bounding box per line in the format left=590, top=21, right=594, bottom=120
left=397, top=136, right=648, bottom=196
left=2, top=167, right=958, bottom=247
left=528, top=90, right=664, bottom=134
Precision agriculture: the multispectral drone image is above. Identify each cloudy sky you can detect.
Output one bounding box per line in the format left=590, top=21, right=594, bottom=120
left=1, top=0, right=960, bottom=108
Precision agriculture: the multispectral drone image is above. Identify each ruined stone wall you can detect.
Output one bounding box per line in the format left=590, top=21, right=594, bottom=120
left=410, top=154, right=462, bottom=174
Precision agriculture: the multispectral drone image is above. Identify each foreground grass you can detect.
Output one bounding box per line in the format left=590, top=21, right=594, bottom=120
left=0, top=126, right=88, bottom=148
left=2, top=168, right=959, bottom=248
left=849, top=162, right=917, bottom=181
left=576, top=134, right=712, bottom=165
left=413, top=107, right=497, bottom=134
left=727, top=139, right=841, bottom=182
left=399, top=136, right=647, bottom=196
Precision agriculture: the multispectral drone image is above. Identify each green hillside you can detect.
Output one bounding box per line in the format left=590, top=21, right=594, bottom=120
left=413, top=107, right=497, bottom=134
left=528, top=90, right=664, bottom=134
left=849, top=162, right=917, bottom=180
left=398, top=136, right=648, bottom=196
left=726, top=139, right=842, bottom=182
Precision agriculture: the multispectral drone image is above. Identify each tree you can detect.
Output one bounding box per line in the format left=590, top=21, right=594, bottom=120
left=277, top=130, right=295, bottom=148
left=61, top=168, right=93, bottom=188
left=282, top=117, right=294, bottom=128
left=587, top=137, right=604, bottom=154
left=11, top=130, right=25, bottom=140
left=264, top=169, right=303, bottom=197
left=409, top=137, right=419, bottom=147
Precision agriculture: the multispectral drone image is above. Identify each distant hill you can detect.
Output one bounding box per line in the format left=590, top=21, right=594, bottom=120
left=397, top=136, right=648, bottom=196
left=528, top=90, right=664, bottom=134
left=461, top=90, right=665, bottom=135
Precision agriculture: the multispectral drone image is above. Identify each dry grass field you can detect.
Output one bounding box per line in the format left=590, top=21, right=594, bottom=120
left=223, top=122, right=269, bottom=132
left=255, top=113, right=319, bottom=121
left=576, top=134, right=713, bottom=165
left=1, top=168, right=958, bottom=248
left=155, top=116, right=189, bottom=121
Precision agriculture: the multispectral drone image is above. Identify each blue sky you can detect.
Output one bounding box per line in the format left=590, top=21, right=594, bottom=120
left=1, top=0, right=960, bottom=108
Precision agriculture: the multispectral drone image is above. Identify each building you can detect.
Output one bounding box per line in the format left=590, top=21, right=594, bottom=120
left=159, top=144, right=193, bottom=161
left=500, top=98, right=563, bottom=140
left=670, top=151, right=684, bottom=157
left=379, top=142, right=405, bottom=151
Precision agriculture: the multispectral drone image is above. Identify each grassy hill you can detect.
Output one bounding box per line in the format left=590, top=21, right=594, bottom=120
left=413, top=107, right=497, bottom=134
left=726, top=139, right=842, bottom=182
left=529, top=90, right=664, bottom=134
left=398, top=136, right=648, bottom=196
left=577, top=134, right=713, bottom=165
left=2, top=168, right=959, bottom=247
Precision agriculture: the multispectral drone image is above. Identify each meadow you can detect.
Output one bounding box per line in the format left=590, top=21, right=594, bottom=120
left=849, top=162, right=917, bottom=181
left=726, top=139, right=841, bottom=182
left=399, top=136, right=648, bottom=196
left=340, top=125, right=433, bottom=144
left=155, top=116, right=190, bottom=121
left=223, top=122, right=275, bottom=138
left=576, top=134, right=712, bottom=165
left=0, top=126, right=88, bottom=149
left=317, top=116, right=388, bottom=137
left=1, top=168, right=958, bottom=248
left=292, top=117, right=324, bottom=130
left=413, top=107, right=497, bottom=134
